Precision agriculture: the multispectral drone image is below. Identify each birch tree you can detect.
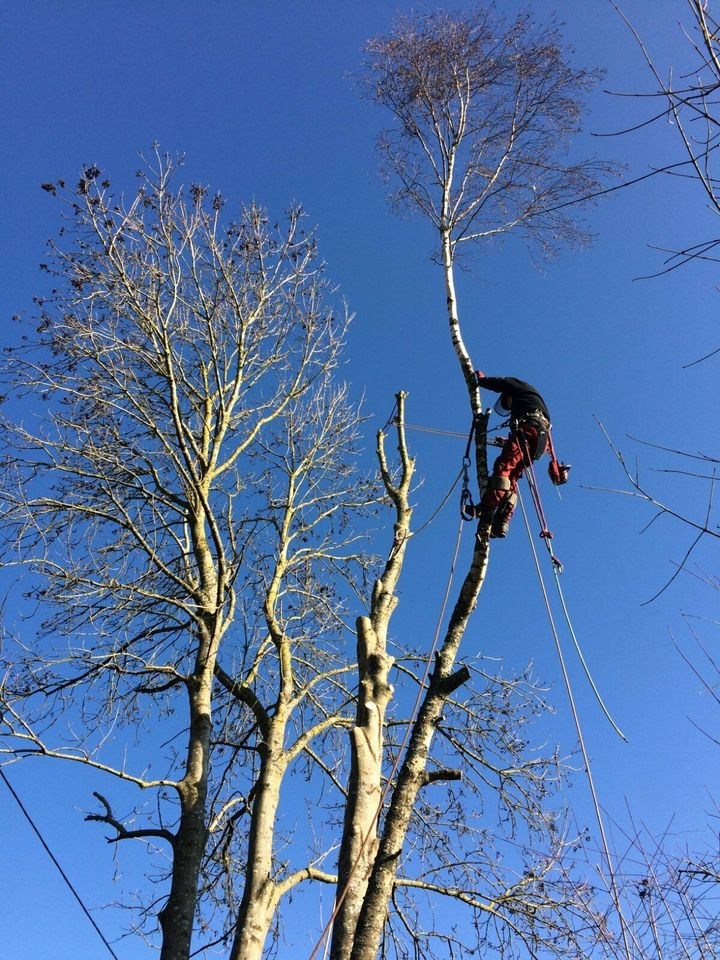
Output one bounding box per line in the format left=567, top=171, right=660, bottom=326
left=328, top=7, right=616, bottom=960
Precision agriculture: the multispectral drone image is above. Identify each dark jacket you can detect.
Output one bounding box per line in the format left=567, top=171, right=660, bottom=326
left=477, top=376, right=550, bottom=423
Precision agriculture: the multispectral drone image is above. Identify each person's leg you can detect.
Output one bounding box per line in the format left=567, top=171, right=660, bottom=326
left=478, top=434, right=526, bottom=526
left=490, top=424, right=539, bottom=538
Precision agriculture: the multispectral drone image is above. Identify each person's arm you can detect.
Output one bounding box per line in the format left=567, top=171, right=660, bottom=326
left=475, top=373, right=515, bottom=395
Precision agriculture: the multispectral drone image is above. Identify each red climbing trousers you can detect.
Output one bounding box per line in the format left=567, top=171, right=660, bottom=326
left=479, top=421, right=541, bottom=536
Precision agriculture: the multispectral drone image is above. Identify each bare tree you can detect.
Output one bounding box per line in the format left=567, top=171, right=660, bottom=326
left=0, top=146, right=615, bottom=960
left=611, top=0, right=720, bottom=309
left=1, top=10, right=619, bottom=956
left=0, top=154, right=375, bottom=959
left=364, top=5, right=612, bottom=404
left=594, top=1, right=720, bottom=593
left=602, top=814, right=720, bottom=960
left=587, top=7, right=720, bottom=954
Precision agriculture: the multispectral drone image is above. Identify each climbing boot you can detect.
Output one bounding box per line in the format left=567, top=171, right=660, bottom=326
left=490, top=516, right=509, bottom=538
left=490, top=491, right=517, bottom=539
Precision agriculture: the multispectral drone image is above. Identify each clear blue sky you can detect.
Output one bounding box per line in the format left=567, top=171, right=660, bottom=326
left=1, top=2, right=717, bottom=958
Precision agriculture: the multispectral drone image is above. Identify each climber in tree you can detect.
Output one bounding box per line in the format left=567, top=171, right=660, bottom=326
left=475, top=373, right=552, bottom=539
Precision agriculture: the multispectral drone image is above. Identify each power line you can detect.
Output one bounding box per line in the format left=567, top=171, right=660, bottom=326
left=0, top=767, right=120, bottom=960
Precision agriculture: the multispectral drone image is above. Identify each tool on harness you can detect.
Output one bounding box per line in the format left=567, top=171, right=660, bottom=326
left=547, top=429, right=571, bottom=486
left=511, top=412, right=549, bottom=461
left=460, top=415, right=482, bottom=521
left=460, top=465, right=476, bottom=521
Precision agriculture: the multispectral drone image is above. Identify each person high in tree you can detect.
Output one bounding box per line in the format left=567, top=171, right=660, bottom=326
left=475, top=373, right=560, bottom=539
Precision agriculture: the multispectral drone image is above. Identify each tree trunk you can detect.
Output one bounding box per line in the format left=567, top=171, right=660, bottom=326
left=442, top=227, right=479, bottom=408
left=160, top=510, right=222, bottom=960
left=330, top=399, right=413, bottom=960
left=230, top=733, right=287, bottom=960
left=348, top=535, right=490, bottom=960
left=441, top=219, right=488, bottom=496
left=159, top=678, right=213, bottom=960
left=329, top=615, right=396, bottom=960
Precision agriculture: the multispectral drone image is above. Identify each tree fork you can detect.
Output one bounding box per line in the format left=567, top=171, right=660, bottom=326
left=349, top=537, right=490, bottom=960
left=330, top=395, right=414, bottom=960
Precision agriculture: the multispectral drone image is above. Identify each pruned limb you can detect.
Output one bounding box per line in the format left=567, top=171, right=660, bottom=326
left=420, top=768, right=463, bottom=788
left=434, top=661, right=471, bottom=697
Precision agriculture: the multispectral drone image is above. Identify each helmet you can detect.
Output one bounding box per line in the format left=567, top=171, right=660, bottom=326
left=494, top=394, right=512, bottom=416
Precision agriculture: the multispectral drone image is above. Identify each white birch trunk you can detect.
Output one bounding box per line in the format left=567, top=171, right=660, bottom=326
left=330, top=401, right=413, bottom=959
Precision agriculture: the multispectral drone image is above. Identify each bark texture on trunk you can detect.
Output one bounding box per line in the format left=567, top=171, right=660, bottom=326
left=159, top=504, right=223, bottom=960
left=229, top=716, right=288, bottom=960
left=348, top=540, right=490, bottom=960
left=442, top=228, right=479, bottom=408
left=347, top=234, right=492, bottom=960
left=442, top=219, right=488, bottom=496
left=330, top=396, right=414, bottom=960
left=159, top=674, right=214, bottom=960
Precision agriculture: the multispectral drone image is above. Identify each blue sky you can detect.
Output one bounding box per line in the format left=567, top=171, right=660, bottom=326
left=1, top=2, right=718, bottom=957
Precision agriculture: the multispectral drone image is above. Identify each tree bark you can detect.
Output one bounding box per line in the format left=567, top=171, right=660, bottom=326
left=160, top=505, right=223, bottom=960
left=159, top=675, right=213, bottom=960
left=348, top=539, right=489, bottom=960
left=229, top=717, right=288, bottom=960
left=330, top=395, right=414, bottom=960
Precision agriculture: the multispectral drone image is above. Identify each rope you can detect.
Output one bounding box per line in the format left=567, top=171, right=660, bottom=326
left=307, top=515, right=466, bottom=960
left=548, top=566, right=628, bottom=743
left=408, top=466, right=464, bottom=539
left=519, top=438, right=627, bottom=742
left=379, top=399, right=399, bottom=436
left=400, top=421, right=506, bottom=439
left=517, top=492, right=632, bottom=960
left=0, top=767, right=120, bottom=960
